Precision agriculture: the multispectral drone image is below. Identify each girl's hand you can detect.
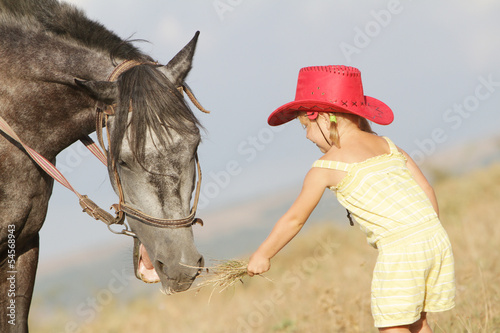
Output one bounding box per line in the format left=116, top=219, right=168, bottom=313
left=247, top=253, right=270, bottom=277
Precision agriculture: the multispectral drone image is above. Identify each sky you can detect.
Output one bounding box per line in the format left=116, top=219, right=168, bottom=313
left=38, top=0, right=500, bottom=267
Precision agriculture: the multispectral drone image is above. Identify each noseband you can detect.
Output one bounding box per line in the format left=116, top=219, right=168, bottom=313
left=93, top=60, right=206, bottom=236
left=107, top=153, right=204, bottom=232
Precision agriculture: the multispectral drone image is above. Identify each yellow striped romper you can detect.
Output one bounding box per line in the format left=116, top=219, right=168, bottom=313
left=313, top=136, right=455, bottom=328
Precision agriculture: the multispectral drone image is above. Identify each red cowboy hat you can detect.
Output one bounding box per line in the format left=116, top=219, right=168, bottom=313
left=268, top=65, right=394, bottom=126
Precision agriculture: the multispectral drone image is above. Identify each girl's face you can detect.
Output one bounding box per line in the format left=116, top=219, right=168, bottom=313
left=303, top=116, right=332, bottom=153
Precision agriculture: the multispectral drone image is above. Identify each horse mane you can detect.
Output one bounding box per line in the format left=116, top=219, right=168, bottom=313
left=111, top=64, right=202, bottom=164
left=0, top=0, right=151, bottom=62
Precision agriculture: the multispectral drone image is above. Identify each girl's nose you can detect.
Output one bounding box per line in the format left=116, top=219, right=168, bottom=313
left=305, top=127, right=312, bottom=140
left=306, top=133, right=313, bottom=142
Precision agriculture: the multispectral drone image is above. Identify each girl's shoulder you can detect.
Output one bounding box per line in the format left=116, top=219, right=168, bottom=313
left=321, top=133, right=393, bottom=164
left=313, top=135, right=408, bottom=190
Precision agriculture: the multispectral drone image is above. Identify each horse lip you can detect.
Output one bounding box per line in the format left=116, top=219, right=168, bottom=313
left=137, top=243, right=161, bottom=283
left=133, top=238, right=142, bottom=280
left=133, top=239, right=159, bottom=283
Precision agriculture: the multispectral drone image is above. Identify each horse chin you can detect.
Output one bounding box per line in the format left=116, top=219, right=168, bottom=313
left=133, top=240, right=161, bottom=284
left=160, top=286, right=176, bottom=296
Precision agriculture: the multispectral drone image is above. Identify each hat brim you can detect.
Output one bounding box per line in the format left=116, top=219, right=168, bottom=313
left=268, top=96, right=393, bottom=126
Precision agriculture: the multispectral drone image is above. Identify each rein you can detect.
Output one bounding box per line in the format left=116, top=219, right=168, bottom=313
left=0, top=59, right=208, bottom=237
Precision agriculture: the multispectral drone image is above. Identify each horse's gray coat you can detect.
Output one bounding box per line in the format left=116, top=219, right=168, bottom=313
left=0, top=0, right=205, bottom=331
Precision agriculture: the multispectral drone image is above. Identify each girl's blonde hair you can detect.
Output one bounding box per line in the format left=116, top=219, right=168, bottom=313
left=298, top=112, right=375, bottom=148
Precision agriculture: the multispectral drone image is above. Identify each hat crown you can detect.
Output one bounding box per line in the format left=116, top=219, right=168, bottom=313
left=301, top=65, right=361, bottom=76
left=295, top=65, right=365, bottom=105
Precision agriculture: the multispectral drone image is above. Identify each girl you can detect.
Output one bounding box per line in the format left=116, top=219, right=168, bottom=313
left=247, top=65, right=455, bottom=332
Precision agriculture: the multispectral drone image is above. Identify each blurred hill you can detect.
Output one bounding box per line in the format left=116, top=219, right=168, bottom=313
left=420, top=134, right=500, bottom=182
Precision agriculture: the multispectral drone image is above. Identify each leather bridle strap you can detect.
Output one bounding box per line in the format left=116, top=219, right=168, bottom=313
left=119, top=155, right=203, bottom=228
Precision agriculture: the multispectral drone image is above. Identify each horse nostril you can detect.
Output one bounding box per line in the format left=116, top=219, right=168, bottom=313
left=157, top=260, right=165, bottom=273
left=198, top=256, right=204, bottom=267
left=196, top=256, right=204, bottom=276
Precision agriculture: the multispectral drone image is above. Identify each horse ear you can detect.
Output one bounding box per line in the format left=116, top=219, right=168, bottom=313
left=75, top=79, right=118, bottom=105
left=161, top=31, right=199, bottom=86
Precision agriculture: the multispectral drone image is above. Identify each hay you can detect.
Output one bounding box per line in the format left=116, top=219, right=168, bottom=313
left=197, top=260, right=248, bottom=291
left=193, top=259, right=272, bottom=300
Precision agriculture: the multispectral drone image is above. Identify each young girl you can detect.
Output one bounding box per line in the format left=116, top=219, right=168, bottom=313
left=247, top=65, right=455, bottom=332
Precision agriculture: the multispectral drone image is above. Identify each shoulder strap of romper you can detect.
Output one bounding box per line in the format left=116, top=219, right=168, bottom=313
left=312, top=159, right=352, bottom=172
left=382, top=136, right=399, bottom=154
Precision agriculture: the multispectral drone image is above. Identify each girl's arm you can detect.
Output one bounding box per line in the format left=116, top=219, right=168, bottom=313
left=399, top=148, right=440, bottom=216
left=247, top=168, right=330, bottom=276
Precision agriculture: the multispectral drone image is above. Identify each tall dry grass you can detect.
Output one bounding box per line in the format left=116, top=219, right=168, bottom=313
left=32, top=164, right=500, bottom=332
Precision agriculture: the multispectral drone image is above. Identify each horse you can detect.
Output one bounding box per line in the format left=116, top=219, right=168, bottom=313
left=0, top=0, right=208, bottom=331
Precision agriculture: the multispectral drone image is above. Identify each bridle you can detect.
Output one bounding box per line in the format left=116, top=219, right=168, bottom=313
left=92, top=59, right=209, bottom=235
left=0, top=59, right=209, bottom=238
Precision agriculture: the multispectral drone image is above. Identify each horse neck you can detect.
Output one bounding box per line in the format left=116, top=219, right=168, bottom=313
left=3, top=51, right=114, bottom=160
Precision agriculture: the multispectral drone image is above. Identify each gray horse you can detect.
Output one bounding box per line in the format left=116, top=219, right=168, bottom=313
left=0, top=0, right=207, bottom=331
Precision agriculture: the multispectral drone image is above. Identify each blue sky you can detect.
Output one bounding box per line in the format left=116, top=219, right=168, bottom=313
left=38, top=0, right=500, bottom=266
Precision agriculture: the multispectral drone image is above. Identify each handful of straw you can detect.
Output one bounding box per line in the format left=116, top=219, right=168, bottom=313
left=194, top=259, right=272, bottom=298
left=197, top=259, right=248, bottom=292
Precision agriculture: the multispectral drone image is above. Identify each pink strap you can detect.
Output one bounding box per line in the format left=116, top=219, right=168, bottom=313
left=80, top=135, right=107, bottom=165
left=0, top=116, right=107, bottom=195
left=0, top=116, right=82, bottom=197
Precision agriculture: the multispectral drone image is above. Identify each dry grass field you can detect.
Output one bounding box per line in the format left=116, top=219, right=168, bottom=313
left=33, top=163, right=500, bottom=332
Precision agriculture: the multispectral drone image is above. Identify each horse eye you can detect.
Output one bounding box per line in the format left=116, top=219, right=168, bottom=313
left=118, top=159, right=129, bottom=168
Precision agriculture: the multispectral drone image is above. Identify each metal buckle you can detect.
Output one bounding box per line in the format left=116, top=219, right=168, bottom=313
left=107, top=222, right=137, bottom=238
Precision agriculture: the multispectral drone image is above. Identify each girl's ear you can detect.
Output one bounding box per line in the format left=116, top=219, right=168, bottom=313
left=316, top=112, right=327, bottom=121
left=318, top=112, right=333, bottom=126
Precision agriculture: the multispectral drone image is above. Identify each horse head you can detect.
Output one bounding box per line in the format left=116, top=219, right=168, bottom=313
left=76, top=32, right=204, bottom=294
